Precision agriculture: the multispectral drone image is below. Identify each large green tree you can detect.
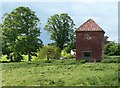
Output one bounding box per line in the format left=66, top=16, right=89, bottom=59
left=2, top=6, right=42, bottom=61
left=104, top=41, right=120, bottom=56
left=44, top=13, right=75, bottom=50
left=104, top=41, right=115, bottom=55
left=108, top=43, right=120, bottom=56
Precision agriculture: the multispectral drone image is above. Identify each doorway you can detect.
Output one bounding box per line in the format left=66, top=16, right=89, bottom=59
left=83, top=51, right=91, bottom=61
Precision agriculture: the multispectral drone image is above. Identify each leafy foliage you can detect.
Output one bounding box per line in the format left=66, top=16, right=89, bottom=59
left=37, top=45, right=61, bottom=60
left=2, top=6, right=42, bottom=61
left=104, top=41, right=120, bottom=56
left=102, top=56, right=119, bottom=63
left=44, top=13, right=75, bottom=50
left=108, top=44, right=118, bottom=55
left=104, top=36, right=110, bottom=45
left=61, top=49, right=75, bottom=59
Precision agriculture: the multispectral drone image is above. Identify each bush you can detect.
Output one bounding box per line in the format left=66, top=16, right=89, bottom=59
left=104, top=55, right=110, bottom=59
left=68, top=54, right=76, bottom=59
left=61, top=50, right=76, bottom=59
left=104, top=42, right=120, bottom=56
left=102, top=56, right=119, bottom=63
left=37, top=45, right=61, bottom=60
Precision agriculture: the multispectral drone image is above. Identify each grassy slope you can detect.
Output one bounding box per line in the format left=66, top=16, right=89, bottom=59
left=2, top=60, right=118, bottom=86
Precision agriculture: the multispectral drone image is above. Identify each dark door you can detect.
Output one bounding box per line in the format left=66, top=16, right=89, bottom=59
left=83, top=51, right=91, bottom=61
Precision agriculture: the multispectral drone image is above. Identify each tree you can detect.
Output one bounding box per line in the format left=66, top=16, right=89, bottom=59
left=104, top=36, right=110, bottom=45
left=108, top=44, right=118, bottom=55
left=116, top=44, right=120, bottom=55
left=104, top=41, right=120, bottom=56
left=104, top=41, right=115, bottom=55
left=2, top=6, right=42, bottom=61
left=44, top=13, right=75, bottom=50
left=63, top=34, right=76, bottom=53
left=38, top=46, right=61, bottom=60
left=109, top=43, right=120, bottom=56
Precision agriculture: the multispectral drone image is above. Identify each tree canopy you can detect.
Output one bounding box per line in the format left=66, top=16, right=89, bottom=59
left=44, top=13, right=75, bottom=50
left=104, top=41, right=120, bottom=56
left=2, top=6, right=42, bottom=61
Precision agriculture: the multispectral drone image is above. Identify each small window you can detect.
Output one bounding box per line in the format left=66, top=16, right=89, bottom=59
left=83, top=51, right=91, bottom=57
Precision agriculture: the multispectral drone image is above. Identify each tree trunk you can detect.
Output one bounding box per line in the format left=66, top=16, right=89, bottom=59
left=28, top=50, right=31, bottom=61
left=9, top=55, right=13, bottom=62
left=47, top=57, right=49, bottom=61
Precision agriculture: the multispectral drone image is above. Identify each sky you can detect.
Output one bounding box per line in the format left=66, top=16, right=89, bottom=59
left=0, top=0, right=119, bottom=45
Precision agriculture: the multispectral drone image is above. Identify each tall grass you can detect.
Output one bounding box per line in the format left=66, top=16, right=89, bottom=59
left=2, top=59, right=118, bottom=86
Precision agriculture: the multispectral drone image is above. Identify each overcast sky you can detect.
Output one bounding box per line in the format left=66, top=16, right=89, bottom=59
left=1, top=1, right=119, bottom=45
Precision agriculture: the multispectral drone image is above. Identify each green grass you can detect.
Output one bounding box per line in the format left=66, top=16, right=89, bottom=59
left=0, top=55, right=39, bottom=62
left=1, top=59, right=118, bottom=86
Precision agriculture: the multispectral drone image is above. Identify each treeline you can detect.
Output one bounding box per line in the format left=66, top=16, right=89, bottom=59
left=0, top=6, right=119, bottom=62
left=1, top=6, right=75, bottom=62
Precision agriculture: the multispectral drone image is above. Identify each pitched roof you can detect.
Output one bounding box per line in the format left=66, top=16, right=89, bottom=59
left=76, top=19, right=105, bottom=32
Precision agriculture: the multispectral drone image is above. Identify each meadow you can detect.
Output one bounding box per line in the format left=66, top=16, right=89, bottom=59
left=1, top=58, right=119, bottom=86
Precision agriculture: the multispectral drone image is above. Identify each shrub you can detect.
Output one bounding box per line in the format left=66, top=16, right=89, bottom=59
left=104, top=42, right=120, bottom=56
left=61, top=50, right=75, bottom=59
left=68, top=54, right=76, bottom=59
left=37, top=45, right=61, bottom=60
left=102, top=56, right=119, bottom=63
left=104, top=55, right=110, bottom=59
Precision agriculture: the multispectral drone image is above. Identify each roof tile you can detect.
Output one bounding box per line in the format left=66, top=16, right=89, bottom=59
left=76, top=19, right=105, bottom=32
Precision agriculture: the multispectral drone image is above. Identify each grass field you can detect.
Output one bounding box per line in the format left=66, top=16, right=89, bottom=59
left=1, top=59, right=118, bottom=86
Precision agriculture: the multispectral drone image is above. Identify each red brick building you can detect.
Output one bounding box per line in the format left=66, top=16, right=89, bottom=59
left=75, top=19, right=105, bottom=62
